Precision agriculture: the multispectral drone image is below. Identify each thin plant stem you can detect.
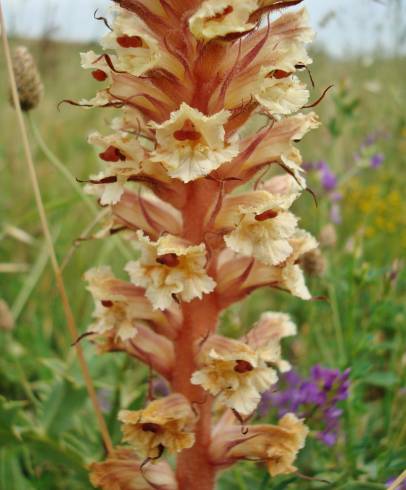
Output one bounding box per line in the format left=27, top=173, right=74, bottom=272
left=28, top=113, right=96, bottom=214
left=0, top=2, right=113, bottom=456
left=327, top=282, right=347, bottom=365
left=60, top=208, right=109, bottom=272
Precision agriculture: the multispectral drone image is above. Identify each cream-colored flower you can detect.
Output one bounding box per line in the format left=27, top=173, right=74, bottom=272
left=280, top=229, right=318, bottom=299
left=220, top=8, right=313, bottom=110
left=89, top=447, right=178, bottom=490
left=255, top=71, right=309, bottom=117
left=84, top=171, right=126, bottom=206
left=150, top=103, right=239, bottom=182
left=101, top=6, right=162, bottom=76
left=226, top=414, right=308, bottom=477
left=189, top=0, right=259, bottom=41
left=118, top=394, right=196, bottom=458
left=85, top=131, right=143, bottom=205
left=216, top=229, right=318, bottom=302
left=89, top=131, right=143, bottom=171
left=84, top=266, right=146, bottom=341
left=191, top=336, right=278, bottom=415
left=252, top=229, right=318, bottom=300
left=245, top=311, right=297, bottom=373
left=80, top=50, right=113, bottom=81
left=125, top=231, right=216, bottom=310
left=218, top=187, right=300, bottom=266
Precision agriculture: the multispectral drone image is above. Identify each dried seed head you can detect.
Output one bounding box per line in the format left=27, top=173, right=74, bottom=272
left=11, top=46, right=43, bottom=111
left=300, top=248, right=326, bottom=277
left=319, top=224, right=337, bottom=248
left=0, top=299, right=14, bottom=331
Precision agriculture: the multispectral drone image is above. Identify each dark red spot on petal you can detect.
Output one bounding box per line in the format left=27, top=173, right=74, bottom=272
left=141, top=423, right=161, bottom=433
left=173, top=119, right=201, bottom=142
left=101, top=300, right=114, bottom=308
left=273, top=69, right=291, bottom=79
left=234, top=360, right=254, bottom=373
left=99, top=146, right=127, bottom=162
left=156, top=253, right=180, bottom=267
left=255, top=209, right=279, bottom=222
left=92, top=69, right=108, bottom=81
left=117, top=35, right=144, bottom=48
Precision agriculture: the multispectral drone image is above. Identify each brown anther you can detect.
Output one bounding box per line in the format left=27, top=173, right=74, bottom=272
left=207, top=5, right=234, bottom=23
left=101, top=300, right=114, bottom=308
left=255, top=209, right=278, bottom=221
left=173, top=119, right=201, bottom=142
left=234, top=360, right=254, bottom=373
left=116, top=35, right=144, bottom=48
left=141, top=422, right=161, bottom=433
left=273, top=69, right=291, bottom=79
left=99, top=146, right=127, bottom=162
left=91, top=69, right=108, bottom=82
left=156, top=253, right=180, bottom=267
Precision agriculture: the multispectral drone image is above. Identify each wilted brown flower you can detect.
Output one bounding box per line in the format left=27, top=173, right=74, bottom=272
left=11, top=46, right=43, bottom=111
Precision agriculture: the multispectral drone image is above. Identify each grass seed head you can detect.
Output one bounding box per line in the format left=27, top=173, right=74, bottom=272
left=11, top=46, right=43, bottom=112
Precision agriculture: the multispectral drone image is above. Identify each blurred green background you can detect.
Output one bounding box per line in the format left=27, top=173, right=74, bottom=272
left=1, top=1, right=406, bottom=489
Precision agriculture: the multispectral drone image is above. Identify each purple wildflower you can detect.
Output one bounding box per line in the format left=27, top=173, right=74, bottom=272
left=259, top=365, right=350, bottom=446
left=320, top=167, right=338, bottom=192
left=370, top=153, right=385, bottom=168
left=386, top=477, right=406, bottom=489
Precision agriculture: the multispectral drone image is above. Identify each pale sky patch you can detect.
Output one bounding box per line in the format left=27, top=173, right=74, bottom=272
left=3, top=0, right=405, bottom=57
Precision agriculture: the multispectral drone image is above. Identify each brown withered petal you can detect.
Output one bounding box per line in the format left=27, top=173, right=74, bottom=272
left=11, top=46, right=43, bottom=112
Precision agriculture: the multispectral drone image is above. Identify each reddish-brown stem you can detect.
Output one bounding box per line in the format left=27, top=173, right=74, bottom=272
left=171, top=180, right=220, bottom=490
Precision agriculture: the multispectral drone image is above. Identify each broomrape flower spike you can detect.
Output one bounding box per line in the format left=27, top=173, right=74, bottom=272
left=77, top=1, right=321, bottom=489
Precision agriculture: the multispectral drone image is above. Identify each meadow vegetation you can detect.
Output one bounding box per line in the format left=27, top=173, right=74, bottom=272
left=0, top=36, right=405, bottom=489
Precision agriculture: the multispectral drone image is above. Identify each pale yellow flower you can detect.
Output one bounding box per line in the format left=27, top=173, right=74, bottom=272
left=222, top=8, right=314, bottom=110
left=89, top=447, right=178, bottom=490
left=125, top=231, right=216, bottom=310
left=216, top=228, right=318, bottom=302
left=119, top=394, right=196, bottom=458
left=191, top=336, right=278, bottom=415
left=217, top=185, right=300, bottom=266
left=80, top=50, right=113, bottom=79
left=251, top=229, right=319, bottom=299
left=245, top=311, right=297, bottom=373
left=85, top=266, right=160, bottom=341
left=189, top=0, right=259, bottom=41
left=84, top=131, right=143, bottom=205
left=101, top=6, right=162, bottom=76
left=226, top=414, right=308, bottom=477
left=150, top=103, right=239, bottom=183
left=255, top=72, right=309, bottom=117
